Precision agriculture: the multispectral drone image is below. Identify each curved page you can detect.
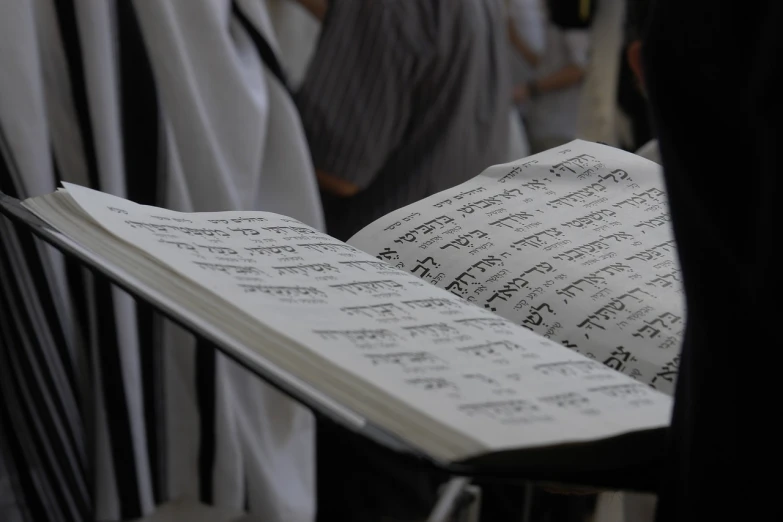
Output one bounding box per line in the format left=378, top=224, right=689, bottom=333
left=52, top=178, right=672, bottom=459
left=349, top=140, right=685, bottom=396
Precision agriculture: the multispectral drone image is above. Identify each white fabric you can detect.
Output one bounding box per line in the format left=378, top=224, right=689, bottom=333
left=264, top=0, right=321, bottom=89
left=593, top=491, right=657, bottom=522
left=508, top=0, right=547, bottom=52
left=0, top=1, right=322, bottom=520
left=1, top=0, right=78, bottom=349
left=0, top=2, right=55, bottom=198
left=506, top=0, right=546, bottom=161
left=525, top=25, right=591, bottom=144
left=507, top=0, right=547, bottom=88
left=133, top=2, right=320, bottom=520
left=593, top=492, right=624, bottom=522
left=74, top=7, right=156, bottom=514
left=133, top=0, right=324, bottom=224
left=507, top=109, right=530, bottom=161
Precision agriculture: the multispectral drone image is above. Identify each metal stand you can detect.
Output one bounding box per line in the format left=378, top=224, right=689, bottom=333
left=522, top=482, right=534, bottom=522
left=427, top=477, right=481, bottom=522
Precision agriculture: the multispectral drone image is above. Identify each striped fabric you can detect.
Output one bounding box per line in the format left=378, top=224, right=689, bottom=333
left=295, top=0, right=512, bottom=240
left=0, top=1, right=322, bottom=521
left=1, top=3, right=91, bottom=519
left=1, top=129, right=89, bottom=522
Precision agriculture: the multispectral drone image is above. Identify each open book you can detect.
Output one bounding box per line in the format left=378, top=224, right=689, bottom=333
left=17, top=140, right=682, bottom=484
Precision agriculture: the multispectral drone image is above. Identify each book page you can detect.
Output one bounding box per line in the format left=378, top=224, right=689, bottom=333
left=349, top=140, right=684, bottom=396
left=51, top=182, right=672, bottom=456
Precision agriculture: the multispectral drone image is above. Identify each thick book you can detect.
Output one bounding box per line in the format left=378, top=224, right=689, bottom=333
left=9, top=140, right=682, bottom=489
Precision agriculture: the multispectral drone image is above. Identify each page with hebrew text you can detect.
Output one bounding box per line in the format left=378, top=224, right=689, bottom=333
left=36, top=181, right=672, bottom=459
left=349, top=140, right=685, bottom=396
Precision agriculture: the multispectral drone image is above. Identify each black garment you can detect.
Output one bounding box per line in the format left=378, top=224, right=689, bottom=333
left=616, top=43, right=652, bottom=151
left=642, top=1, right=779, bottom=520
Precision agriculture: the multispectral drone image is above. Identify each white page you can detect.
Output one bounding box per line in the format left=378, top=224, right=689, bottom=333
left=349, top=140, right=685, bottom=396
left=54, top=181, right=672, bottom=455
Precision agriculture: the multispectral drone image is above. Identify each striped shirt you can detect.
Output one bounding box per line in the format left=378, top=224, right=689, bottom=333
left=295, top=0, right=512, bottom=240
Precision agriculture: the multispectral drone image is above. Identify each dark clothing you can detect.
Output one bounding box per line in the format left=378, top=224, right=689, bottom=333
left=617, top=44, right=653, bottom=151
left=643, top=1, right=779, bottom=520
left=295, top=0, right=510, bottom=240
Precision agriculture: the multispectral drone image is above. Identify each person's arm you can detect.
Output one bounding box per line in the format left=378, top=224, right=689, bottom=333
left=532, top=63, right=585, bottom=91
left=514, top=63, right=585, bottom=102
left=316, top=170, right=359, bottom=197
left=513, top=29, right=589, bottom=103
left=292, top=0, right=327, bottom=21
left=508, top=17, right=540, bottom=67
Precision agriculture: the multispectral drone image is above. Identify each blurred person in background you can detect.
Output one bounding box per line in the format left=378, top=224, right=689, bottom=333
left=506, top=0, right=547, bottom=160
left=289, top=1, right=512, bottom=520
left=291, top=0, right=511, bottom=242
left=514, top=0, right=596, bottom=153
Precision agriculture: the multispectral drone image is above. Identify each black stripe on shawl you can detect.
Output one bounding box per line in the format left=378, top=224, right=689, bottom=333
left=0, top=296, right=60, bottom=522
left=231, top=1, right=290, bottom=90
left=52, top=1, right=142, bottom=516
left=0, top=130, right=82, bottom=454
left=0, top=396, right=37, bottom=522
left=0, top=228, right=89, bottom=522
left=196, top=338, right=217, bottom=504
left=51, top=152, right=91, bottom=375
left=117, top=0, right=167, bottom=505
left=1, top=121, right=89, bottom=521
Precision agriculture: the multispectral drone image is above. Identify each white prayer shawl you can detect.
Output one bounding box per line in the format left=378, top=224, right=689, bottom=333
left=0, top=1, right=322, bottom=521
left=264, top=0, right=321, bottom=90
